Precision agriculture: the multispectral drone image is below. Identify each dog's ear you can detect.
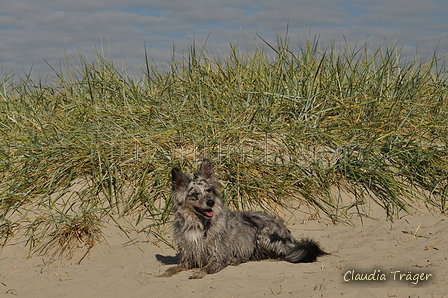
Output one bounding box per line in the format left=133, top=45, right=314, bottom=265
left=172, top=168, right=190, bottom=191
left=194, top=158, right=215, bottom=180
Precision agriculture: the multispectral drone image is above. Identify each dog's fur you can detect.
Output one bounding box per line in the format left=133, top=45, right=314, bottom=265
left=159, top=159, right=327, bottom=279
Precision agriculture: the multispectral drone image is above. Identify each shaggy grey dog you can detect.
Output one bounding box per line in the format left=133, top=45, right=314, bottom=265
left=159, top=159, right=327, bottom=279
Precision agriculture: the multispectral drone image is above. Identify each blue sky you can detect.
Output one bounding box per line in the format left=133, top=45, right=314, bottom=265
left=0, top=0, right=447, bottom=76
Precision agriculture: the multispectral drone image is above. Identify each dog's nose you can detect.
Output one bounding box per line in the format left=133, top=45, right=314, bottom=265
left=206, top=199, right=215, bottom=207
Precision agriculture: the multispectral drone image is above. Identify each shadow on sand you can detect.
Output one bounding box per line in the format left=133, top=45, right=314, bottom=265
left=155, top=254, right=180, bottom=265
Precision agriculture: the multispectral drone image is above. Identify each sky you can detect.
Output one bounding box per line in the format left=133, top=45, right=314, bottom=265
left=0, top=0, right=447, bottom=77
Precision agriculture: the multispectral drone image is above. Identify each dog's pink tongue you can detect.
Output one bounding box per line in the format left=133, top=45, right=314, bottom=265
left=205, top=210, right=214, bottom=217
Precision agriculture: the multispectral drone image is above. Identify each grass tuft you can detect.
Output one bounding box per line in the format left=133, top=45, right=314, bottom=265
left=0, top=33, right=447, bottom=255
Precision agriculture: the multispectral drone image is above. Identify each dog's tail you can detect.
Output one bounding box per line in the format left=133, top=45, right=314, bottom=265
left=284, top=238, right=328, bottom=263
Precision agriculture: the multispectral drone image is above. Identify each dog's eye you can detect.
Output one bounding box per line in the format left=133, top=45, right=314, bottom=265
left=188, top=192, right=199, bottom=200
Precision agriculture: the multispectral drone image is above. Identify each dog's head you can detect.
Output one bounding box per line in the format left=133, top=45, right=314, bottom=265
left=171, top=159, right=222, bottom=219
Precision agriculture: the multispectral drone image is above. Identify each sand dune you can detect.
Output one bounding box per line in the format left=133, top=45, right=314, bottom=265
left=1, top=204, right=446, bottom=297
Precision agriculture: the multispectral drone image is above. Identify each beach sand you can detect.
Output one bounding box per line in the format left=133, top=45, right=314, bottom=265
left=1, top=204, right=446, bottom=298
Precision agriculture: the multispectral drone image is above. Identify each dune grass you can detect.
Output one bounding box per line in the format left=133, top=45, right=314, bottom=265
left=0, top=34, right=447, bottom=257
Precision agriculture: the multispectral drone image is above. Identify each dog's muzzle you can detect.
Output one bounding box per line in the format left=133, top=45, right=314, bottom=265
left=194, top=200, right=215, bottom=218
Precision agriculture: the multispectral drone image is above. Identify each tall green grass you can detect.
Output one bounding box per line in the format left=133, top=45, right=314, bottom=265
left=0, top=34, right=447, bottom=256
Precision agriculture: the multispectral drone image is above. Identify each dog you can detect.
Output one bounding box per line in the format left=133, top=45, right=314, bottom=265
left=158, top=159, right=327, bottom=279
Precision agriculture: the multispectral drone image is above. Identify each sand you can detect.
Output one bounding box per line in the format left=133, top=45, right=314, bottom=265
left=1, top=205, right=447, bottom=298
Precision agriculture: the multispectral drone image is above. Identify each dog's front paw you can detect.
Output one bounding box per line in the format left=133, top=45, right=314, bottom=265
left=157, top=265, right=187, bottom=277
left=189, top=269, right=207, bottom=279
left=157, top=269, right=175, bottom=277
left=157, top=270, right=174, bottom=277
